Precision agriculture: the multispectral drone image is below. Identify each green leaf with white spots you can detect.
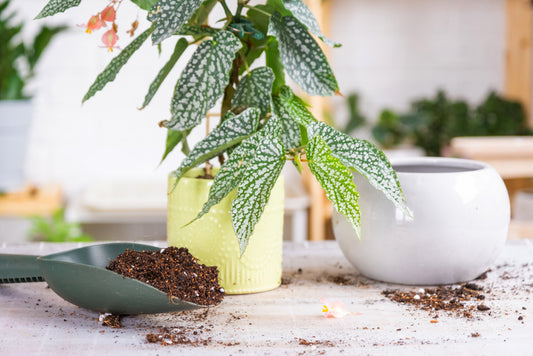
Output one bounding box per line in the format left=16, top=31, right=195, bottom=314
left=161, top=129, right=183, bottom=163
left=283, top=0, right=340, bottom=47
left=268, top=12, right=339, bottom=96
left=277, top=86, right=316, bottom=126
left=141, top=38, right=189, bottom=109
left=260, top=114, right=283, bottom=138
left=35, top=0, right=81, bottom=19
left=190, top=116, right=282, bottom=224
left=271, top=95, right=301, bottom=149
left=232, top=137, right=285, bottom=255
left=173, top=108, right=261, bottom=184
left=232, top=67, right=274, bottom=118
left=308, top=121, right=409, bottom=216
left=307, top=135, right=361, bottom=238
left=147, top=0, right=204, bottom=45
left=161, top=31, right=242, bottom=131
left=190, top=136, right=261, bottom=225
left=176, top=24, right=219, bottom=37
left=82, top=27, right=154, bottom=103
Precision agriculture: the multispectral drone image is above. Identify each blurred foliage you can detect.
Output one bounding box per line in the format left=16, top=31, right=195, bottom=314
left=342, top=93, right=366, bottom=135
left=0, top=0, right=66, bottom=100
left=29, top=207, right=93, bottom=243
left=371, top=90, right=532, bottom=156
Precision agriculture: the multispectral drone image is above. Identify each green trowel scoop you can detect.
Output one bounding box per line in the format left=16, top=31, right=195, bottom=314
left=0, top=243, right=205, bottom=314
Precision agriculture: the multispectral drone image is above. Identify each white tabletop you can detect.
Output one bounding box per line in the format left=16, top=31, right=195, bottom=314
left=1, top=240, right=532, bottom=355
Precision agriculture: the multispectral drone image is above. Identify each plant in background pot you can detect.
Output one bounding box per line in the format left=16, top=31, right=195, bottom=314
left=37, top=0, right=408, bottom=293
left=0, top=0, right=65, bottom=191
left=371, top=90, right=532, bottom=157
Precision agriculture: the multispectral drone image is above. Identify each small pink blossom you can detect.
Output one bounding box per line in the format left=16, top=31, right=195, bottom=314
left=82, top=14, right=105, bottom=34
left=320, top=298, right=351, bottom=318
left=100, top=6, right=116, bottom=22
left=101, top=29, right=119, bottom=52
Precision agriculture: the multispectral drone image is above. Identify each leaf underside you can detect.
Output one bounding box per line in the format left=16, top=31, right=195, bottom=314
left=141, top=37, right=189, bottom=109
left=161, top=129, right=183, bottom=163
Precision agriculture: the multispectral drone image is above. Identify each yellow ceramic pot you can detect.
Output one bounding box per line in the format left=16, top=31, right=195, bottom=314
left=167, top=168, right=284, bottom=294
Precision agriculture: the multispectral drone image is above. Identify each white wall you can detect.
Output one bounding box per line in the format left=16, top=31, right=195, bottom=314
left=9, top=0, right=507, bottom=195
left=329, top=0, right=505, bottom=129
left=13, top=0, right=212, bottom=196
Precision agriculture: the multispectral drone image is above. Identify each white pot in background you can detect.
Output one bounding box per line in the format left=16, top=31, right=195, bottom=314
left=0, top=100, right=33, bottom=191
left=333, top=157, right=510, bottom=285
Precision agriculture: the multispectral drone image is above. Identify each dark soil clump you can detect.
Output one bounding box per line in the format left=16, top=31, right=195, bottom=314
left=106, top=247, right=224, bottom=306
left=382, top=283, right=489, bottom=318
left=101, top=313, right=122, bottom=328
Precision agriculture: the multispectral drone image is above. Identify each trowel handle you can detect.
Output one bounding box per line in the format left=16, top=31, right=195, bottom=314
left=0, top=254, right=44, bottom=283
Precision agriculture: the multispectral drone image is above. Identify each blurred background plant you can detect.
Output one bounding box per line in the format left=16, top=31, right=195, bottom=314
left=370, top=90, right=532, bottom=156
left=0, top=0, right=66, bottom=100
left=340, top=93, right=367, bottom=135
left=28, top=207, right=93, bottom=243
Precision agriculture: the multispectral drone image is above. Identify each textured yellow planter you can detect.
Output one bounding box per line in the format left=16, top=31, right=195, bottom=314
left=167, top=168, right=284, bottom=294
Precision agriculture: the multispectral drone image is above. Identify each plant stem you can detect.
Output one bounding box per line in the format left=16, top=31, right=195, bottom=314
left=235, top=1, right=244, bottom=21
left=239, top=50, right=250, bottom=75
left=218, top=0, right=233, bottom=21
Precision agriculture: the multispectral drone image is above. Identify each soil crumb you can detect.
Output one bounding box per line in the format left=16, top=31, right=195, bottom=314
left=106, top=247, right=224, bottom=306
left=146, top=327, right=211, bottom=346
left=382, top=283, right=489, bottom=318
left=100, top=313, right=122, bottom=328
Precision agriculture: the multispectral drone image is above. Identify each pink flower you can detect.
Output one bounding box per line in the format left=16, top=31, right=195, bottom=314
left=100, top=6, right=116, bottom=22
left=320, top=298, right=351, bottom=318
left=82, top=14, right=105, bottom=34
left=101, top=29, right=119, bottom=52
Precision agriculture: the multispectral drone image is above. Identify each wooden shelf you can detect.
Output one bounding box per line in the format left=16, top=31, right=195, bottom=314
left=0, top=185, right=62, bottom=217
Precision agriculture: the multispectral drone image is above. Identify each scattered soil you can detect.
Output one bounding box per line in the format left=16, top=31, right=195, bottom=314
left=382, top=283, right=489, bottom=318
left=296, top=338, right=335, bottom=347
left=146, top=327, right=211, bottom=346
left=106, top=247, right=224, bottom=306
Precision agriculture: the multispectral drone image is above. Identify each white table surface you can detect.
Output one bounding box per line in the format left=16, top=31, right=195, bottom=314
left=1, top=240, right=532, bottom=356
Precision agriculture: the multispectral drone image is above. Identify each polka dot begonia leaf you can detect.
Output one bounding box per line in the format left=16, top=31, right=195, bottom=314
left=307, top=135, right=361, bottom=238
left=35, top=0, right=81, bottom=19
left=267, top=12, right=338, bottom=96
left=283, top=0, right=340, bottom=47
left=172, top=107, right=261, bottom=185
left=161, top=31, right=242, bottom=131
left=147, top=0, right=205, bottom=45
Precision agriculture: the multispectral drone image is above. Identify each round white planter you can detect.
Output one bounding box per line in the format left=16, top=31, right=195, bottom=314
left=333, top=157, right=510, bottom=285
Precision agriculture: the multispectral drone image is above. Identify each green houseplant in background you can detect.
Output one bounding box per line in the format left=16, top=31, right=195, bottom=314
left=0, top=0, right=65, bottom=191
left=29, top=207, right=93, bottom=243
left=37, top=0, right=408, bottom=293
left=372, top=90, right=532, bottom=157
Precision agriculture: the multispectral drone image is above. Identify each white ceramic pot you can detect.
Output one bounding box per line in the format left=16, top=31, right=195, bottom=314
left=333, top=157, right=510, bottom=285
